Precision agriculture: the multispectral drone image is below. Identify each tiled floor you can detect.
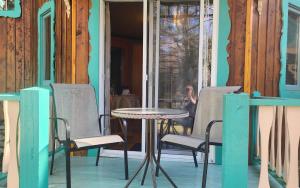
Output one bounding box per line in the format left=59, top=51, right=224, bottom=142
left=0, top=155, right=283, bottom=188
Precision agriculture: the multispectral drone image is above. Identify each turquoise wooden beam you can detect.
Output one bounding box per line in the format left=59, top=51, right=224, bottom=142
left=222, top=93, right=249, bottom=188
left=250, top=98, right=300, bottom=106
left=20, top=87, right=49, bottom=188
left=0, top=93, right=20, bottom=101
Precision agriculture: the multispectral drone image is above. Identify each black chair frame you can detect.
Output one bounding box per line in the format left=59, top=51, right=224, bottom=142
left=156, top=120, right=222, bottom=188
left=49, top=115, right=129, bottom=188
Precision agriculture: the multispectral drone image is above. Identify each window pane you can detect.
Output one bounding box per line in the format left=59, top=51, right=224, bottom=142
left=44, top=16, right=51, bottom=81
left=286, top=9, right=300, bottom=85
left=158, top=2, right=200, bottom=109
left=0, top=0, right=15, bottom=11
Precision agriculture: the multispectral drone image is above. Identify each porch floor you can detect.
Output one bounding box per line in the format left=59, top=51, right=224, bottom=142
left=1, top=155, right=283, bottom=188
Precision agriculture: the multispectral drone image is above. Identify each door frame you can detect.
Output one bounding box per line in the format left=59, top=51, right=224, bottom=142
left=150, top=0, right=220, bottom=162
left=99, top=0, right=147, bottom=158
left=98, top=0, right=220, bottom=162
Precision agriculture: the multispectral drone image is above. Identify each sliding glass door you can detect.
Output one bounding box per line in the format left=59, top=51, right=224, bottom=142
left=148, top=0, right=217, bottom=156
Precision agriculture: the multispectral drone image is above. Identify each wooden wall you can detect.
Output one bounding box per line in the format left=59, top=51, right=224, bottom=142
left=0, top=1, right=37, bottom=93
left=0, top=0, right=91, bottom=94
left=0, top=0, right=283, bottom=96
left=227, top=0, right=282, bottom=97
left=48, top=0, right=90, bottom=84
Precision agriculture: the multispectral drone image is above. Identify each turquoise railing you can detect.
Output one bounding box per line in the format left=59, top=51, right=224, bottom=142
left=0, top=87, right=49, bottom=188
left=2, top=90, right=298, bottom=188
left=223, top=92, right=300, bottom=188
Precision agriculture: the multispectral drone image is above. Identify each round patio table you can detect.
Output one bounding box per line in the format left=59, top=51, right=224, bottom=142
left=111, top=108, right=189, bottom=188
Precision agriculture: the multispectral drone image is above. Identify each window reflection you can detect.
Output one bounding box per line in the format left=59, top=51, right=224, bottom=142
left=286, top=8, right=300, bottom=85
left=0, top=0, right=14, bottom=11
left=159, top=2, right=201, bottom=109
left=44, top=16, right=51, bottom=81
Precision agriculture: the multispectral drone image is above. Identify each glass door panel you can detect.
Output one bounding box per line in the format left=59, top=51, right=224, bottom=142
left=150, top=0, right=215, bottom=154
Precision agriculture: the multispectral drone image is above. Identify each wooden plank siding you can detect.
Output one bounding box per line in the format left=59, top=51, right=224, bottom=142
left=227, top=0, right=282, bottom=96
left=0, top=0, right=283, bottom=97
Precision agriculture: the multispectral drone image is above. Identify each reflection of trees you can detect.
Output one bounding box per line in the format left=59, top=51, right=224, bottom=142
left=0, top=0, right=15, bottom=11
left=159, top=2, right=200, bottom=106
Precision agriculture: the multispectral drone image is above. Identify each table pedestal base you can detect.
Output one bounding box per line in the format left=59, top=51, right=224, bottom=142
left=124, top=119, right=177, bottom=188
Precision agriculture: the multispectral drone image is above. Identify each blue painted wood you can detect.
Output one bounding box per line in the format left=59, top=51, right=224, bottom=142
left=88, top=0, right=100, bottom=104
left=280, top=0, right=300, bottom=98
left=87, top=0, right=101, bottom=157
left=222, top=93, right=249, bottom=188
left=37, top=0, right=56, bottom=87
left=250, top=92, right=260, bottom=164
left=0, top=93, right=20, bottom=101
left=217, top=0, right=230, bottom=86
left=250, top=97, right=300, bottom=106
left=0, top=0, right=21, bottom=18
left=0, top=173, right=7, bottom=181
left=20, top=87, right=49, bottom=188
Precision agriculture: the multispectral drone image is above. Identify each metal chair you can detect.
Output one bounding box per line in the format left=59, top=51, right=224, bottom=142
left=156, top=86, right=241, bottom=188
left=49, top=84, right=128, bottom=188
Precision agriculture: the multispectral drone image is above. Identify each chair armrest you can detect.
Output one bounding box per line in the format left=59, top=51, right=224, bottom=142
left=99, top=114, right=112, bottom=133
left=205, top=120, right=222, bottom=137
left=50, top=117, right=70, bottom=142
left=117, top=119, right=128, bottom=142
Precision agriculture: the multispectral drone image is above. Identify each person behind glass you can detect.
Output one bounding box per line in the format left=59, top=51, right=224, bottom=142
left=175, top=84, right=197, bottom=135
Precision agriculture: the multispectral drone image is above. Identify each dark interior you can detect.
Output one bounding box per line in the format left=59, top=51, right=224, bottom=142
left=109, top=2, right=143, bottom=151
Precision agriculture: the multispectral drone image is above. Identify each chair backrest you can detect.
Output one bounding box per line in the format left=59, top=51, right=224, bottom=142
left=191, top=86, right=241, bottom=143
left=51, top=84, right=101, bottom=141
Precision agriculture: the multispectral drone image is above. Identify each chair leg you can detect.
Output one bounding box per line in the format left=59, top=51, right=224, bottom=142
left=96, top=147, right=101, bottom=166
left=50, top=149, right=55, bottom=175
left=155, top=142, right=163, bottom=176
left=124, top=142, right=129, bottom=180
left=65, top=146, right=71, bottom=188
left=202, top=143, right=210, bottom=188
left=192, top=150, right=198, bottom=168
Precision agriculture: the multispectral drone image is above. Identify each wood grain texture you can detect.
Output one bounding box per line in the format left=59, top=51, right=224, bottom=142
left=24, top=0, right=34, bottom=87
left=15, top=2, right=25, bottom=91
left=227, top=0, right=282, bottom=97
left=75, top=0, right=89, bottom=84
left=55, top=0, right=62, bottom=83
left=0, top=19, right=7, bottom=93
left=6, top=18, right=16, bottom=92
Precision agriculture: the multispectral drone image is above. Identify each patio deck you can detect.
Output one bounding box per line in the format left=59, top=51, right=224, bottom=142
left=0, top=155, right=283, bottom=188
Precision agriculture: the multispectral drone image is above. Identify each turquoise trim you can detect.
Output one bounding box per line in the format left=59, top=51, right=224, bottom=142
left=0, top=93, right=20, bottom=101
left=0, top=0, right=21, bottom=18
left=250, top=97, right=300, bottom=106
left=215, top=0, right=230, bottom=165
left=0, top=173, right=7, bottom=181
left=217, top=0, right=230, bottom=86
left=37, top=0, right=56, bottom=88
left=222, top=93, right=249, bottom=188
left=280, top=0, right=300, bottom=98
left=87, top=0, right=100, bottom=157
left=88, top=0, right=100, bottom=104
left=20, top=87, right=49, bottom=188
left=250, top=92, right=260, bottom=164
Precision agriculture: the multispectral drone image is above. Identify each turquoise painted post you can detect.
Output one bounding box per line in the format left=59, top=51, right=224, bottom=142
left=20, top=87, right=49, bottom=188
left=250, top=92, right=260, bottom=164
left=87, top=0, right=100, bottom=157
left=222, top=93, right=249, bottom=188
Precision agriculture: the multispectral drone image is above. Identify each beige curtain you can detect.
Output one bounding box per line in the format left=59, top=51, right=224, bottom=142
left=104, top=3, right=111, bottom=135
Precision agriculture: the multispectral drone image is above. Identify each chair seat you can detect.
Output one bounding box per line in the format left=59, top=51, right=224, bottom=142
left=74, top=135, right=124, bottom=149
left=161, top=134, right=204, bottom=149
